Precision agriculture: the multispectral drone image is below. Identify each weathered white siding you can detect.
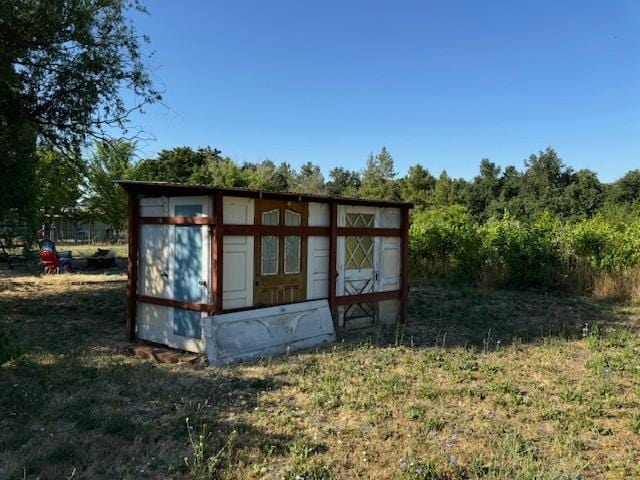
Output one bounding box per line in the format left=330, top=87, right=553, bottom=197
left=307, top=202, right=330, bottom=299
left=222, top=197, right=254, bottom=309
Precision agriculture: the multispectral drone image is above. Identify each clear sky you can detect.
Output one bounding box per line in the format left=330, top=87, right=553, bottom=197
left=125, top=1, right=640, bottom=182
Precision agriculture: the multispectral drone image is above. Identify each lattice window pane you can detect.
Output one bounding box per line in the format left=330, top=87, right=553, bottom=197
left=262, top=209, right=279, bottom=226
left=345, top=235, right=374, bottom=269
left=261, top=235, right=278, bottom=275
left=284, top=236, right=300, bottom=273
left=285, top=210, right=301, bottom=226
left=346, top=213, right=374, bottom=228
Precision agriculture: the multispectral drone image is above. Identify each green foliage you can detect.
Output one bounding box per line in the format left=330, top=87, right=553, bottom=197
left=360, top=147, right=400, bottom=200
left=35, top=149, right=85, bottom=217
left=410, top=206, right=485, bottom=281
left=292, top=161, right=326, bottom=194
left=1, top=0, right=157, bottom=224
left=86, top=140, right=135, bottom=236
left=401, top=164, right=436, bottom=208
left=1, top=0, right=160, bottom=152
left=567, top=216, right=640, bottom=270
left=327, top=167, right=360, bottom=196
left=483, top=213, right=561, bottom=288
left=607, top=169, right=640, bottom=208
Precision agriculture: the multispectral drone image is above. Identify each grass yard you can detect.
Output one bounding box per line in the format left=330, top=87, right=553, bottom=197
left=1, top=274, right=639, bottom=479
left=51, top=243, right=129, bottom=260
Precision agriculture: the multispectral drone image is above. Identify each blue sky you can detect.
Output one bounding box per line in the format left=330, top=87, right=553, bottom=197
left=125, top=1, right=640, bottom=182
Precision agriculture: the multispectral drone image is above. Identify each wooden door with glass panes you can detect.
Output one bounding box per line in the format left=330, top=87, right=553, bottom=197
left=254, top=200, right=307, bottom=306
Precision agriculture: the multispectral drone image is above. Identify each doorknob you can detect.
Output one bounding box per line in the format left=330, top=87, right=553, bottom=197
left=199, top=280, right=208, bottom=287
left=160, top=271, right=168, bottom=278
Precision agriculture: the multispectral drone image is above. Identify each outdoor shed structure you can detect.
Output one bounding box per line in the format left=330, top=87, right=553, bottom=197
left=118, top=180, right=412, bottom=360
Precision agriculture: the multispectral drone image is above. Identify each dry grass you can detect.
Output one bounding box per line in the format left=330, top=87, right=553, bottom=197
left=1, top=272, right=640, bottom=479
left=592, top=269, right=640, bottom=302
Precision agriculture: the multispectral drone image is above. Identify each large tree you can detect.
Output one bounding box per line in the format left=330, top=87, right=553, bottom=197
left=327, top=167, right=360, bottom=197
left=292, top=161, right=325, bottom=194
left=1, top=0, right=159, bottom=217
left=359, top=146, right=400, bottom=201
left=400, top=164, right=436, bottom=209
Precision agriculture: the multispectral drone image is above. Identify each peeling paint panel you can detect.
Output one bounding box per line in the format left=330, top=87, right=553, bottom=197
left=204, top=300, right=335, bottom=365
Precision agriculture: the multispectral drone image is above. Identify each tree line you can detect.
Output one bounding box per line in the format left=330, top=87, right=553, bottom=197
left=30, top=141, right=639, bottom=240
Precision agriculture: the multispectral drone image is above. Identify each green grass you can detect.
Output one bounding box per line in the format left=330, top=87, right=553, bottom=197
left=1, top=273, right=639, bottom=478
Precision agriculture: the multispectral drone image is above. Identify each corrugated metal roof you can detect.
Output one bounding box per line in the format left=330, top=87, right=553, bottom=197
left=115, top=180, right=413, bottom=208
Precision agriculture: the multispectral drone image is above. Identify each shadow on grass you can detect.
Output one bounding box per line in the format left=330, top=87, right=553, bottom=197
left=0, top=348, right=295, bottom=478
left=0, top=275, right=298, bottom=478
left=341, top=281, right=638, bottom=350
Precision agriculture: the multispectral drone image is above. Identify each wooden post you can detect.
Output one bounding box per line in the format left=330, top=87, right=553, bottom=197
left=328, top=201, right=338, bottom=326
left=212, top=192, right=224, bottom=313
left=126, top=192, right=139, bottom=341
left=399, top=206, right=410, bottom=324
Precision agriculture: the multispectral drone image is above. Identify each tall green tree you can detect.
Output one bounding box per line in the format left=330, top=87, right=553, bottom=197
left=86, top=140, right=135, bottom=238
left=401, top=164, right=436, bottom=209
left=360, top=146, right=400, bottom=200
left=466, top=159, right=502, bottom=220
left=132, top=147, right=211, bottom=183
left=563, top=169, right=604, bottom=220
left=327, top=167, right=361, bottom=197
left=244, top=160, right=287, bottom=192
left=433, top=171, right=457, bottom=206
left=292, top=162, right=325, bottom=194
left=607, top=169, right=640, bottom=209
left=518, top=148, right=573, bottom=218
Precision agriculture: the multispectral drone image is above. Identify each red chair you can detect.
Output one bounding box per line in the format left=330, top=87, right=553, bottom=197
left=39, top=240, right=73, bottom=274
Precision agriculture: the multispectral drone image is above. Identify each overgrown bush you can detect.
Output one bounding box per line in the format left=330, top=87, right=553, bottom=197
left=409, top=206, right=640, bottom=297
left=409, top=206, right=485, bottom=282
left=483, top=212, right=561, bottom=289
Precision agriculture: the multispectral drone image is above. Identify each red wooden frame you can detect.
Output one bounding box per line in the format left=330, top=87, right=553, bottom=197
left=125, top=188, right=411, bottom=342
left=126, top=192, right=139, bottom=341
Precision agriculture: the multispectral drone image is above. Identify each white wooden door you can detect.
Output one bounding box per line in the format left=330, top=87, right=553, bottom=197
left=167, top=196, right=211, bottom=352
left=337, top=206, right=379, bottom=328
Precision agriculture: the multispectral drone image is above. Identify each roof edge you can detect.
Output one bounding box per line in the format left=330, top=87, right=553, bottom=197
left=114, top=180, right=413, bottom=209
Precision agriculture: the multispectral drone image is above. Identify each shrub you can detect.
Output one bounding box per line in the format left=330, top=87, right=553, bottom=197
left=410, top=205, right=640, bottom=296
left=409, top=205, right=485, bottom=282
left=482, top=212, right=561, bottom=289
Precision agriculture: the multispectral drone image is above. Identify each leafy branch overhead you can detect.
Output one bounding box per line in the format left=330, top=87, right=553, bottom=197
left=1, top=0, right=161, bottom=152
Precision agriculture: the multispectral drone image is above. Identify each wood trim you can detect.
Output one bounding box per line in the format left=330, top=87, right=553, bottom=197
left=212, top=192, right=224, bottom=313
left=126, top=193, right=139, bottom=341
left=336, top=227, right=402, bottom=237
left=139, top=216, right=214, bottom=225
left=335, top=289, right=401, bottom=305
left=223, top=225, right=329, bottom=236
left=136, top=220, right=400, bottom=237
left=400, top=206, right=410, bottom=324
left=328, top=202, right=337, bottom=324
left=137, top=294, right=215, bottom=313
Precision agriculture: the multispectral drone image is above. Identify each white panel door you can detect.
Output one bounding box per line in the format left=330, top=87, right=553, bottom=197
left=337, top=206, right=380, bottom=328
left=222, top=197, right=254, bottom=309
left=167, top=196, right=211, bottom=352
left=306, top=236, right=329, bottom=299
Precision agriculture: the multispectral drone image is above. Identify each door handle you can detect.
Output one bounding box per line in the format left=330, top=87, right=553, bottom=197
left=160, top=271, right=168, bottom=279
left=255, top=277, right=260, bottom=286
left=199, top=280, right=208, bottom=287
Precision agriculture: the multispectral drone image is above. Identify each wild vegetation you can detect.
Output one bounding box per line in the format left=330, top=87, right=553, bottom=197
left=1, top=273, right=639, bottom=479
